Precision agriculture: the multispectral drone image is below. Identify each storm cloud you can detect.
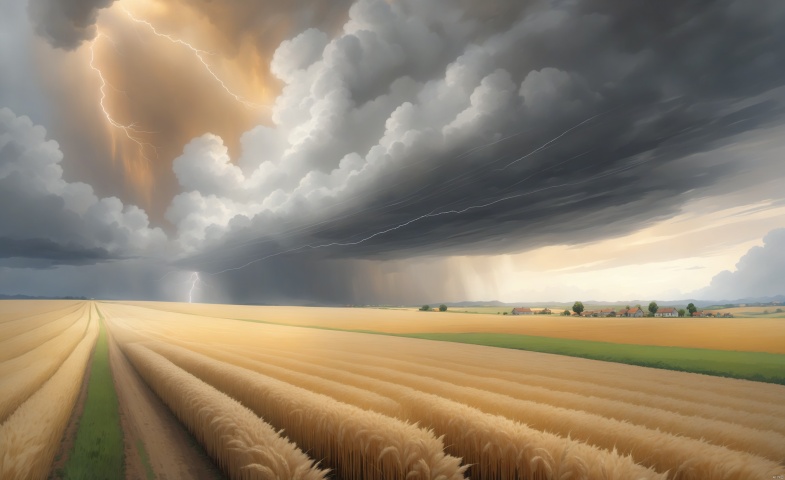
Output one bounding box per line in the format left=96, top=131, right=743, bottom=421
left=4, top=0, right=785, bottom=303
left=169, top=0, right=785, bottom=271
left=27, top=0, right=117, bottom=50
left=0, top=108, right=166, bottom=267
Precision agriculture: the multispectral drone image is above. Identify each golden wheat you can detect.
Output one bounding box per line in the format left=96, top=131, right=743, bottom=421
left=99, top=302, right=785, bottom=479
left=256, top=347, right=783, bottom=480
left=178, top=342, right=665, bottom=480
left=0, top=304, right=87, bottom=363
left=260, top=344, right=785, bottom=460
left=0, top=303, right=83, bottom=343
left=137, top=340, right=468, bottom=480
left=119, top=342, right=328, bottom=480
left=0, top=306, right=90, bottom=424
left=0, top=304, right=97, bottom=480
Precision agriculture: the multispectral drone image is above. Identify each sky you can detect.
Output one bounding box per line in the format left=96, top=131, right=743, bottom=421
left=1, top=0, right=785, bottom=305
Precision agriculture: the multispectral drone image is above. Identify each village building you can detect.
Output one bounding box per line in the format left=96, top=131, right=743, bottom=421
left=512, top=307, right=533, bottom=315
left=625, top=307, right=645, bottom=317
left=655, top=307, right=678, bottom=317
left=624, top=307, right=646, bottom=317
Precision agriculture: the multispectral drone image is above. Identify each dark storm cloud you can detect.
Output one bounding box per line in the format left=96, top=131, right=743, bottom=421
left=177, top=0, right=785, bottom=280
left=27, top=0, right=117, bottom=50
left=0, top=237, right=113, bottom=265
left=0, top=108, right=165, bottom=267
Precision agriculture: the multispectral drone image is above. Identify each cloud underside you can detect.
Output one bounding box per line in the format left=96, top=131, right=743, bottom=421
left=167, top=0, right=785, bottom=273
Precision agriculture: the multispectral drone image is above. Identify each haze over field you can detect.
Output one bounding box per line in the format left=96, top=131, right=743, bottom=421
left=1, top=0, right=785, bottom=305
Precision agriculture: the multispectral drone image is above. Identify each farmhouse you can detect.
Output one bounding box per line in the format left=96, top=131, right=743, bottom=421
left=655, top=307, right=678, bottom=317
left=511, top=307, right=533, bottom=315
left=624, top=307, right=645, bottom=317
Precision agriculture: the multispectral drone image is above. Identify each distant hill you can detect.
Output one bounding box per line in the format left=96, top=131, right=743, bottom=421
left=0, top=294, right=88, bottom=300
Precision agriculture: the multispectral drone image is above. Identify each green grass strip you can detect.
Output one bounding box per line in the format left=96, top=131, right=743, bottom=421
left=135, top=439, right=155, bottom=480
left=61, top=308, right=125, bottom=480
left=396, top=332, right=785, bottom=385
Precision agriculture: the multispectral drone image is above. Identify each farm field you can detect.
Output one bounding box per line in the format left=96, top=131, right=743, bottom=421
left=1, top=300, right=784, bottom=479
left=126, top=301, right=785, bottom=353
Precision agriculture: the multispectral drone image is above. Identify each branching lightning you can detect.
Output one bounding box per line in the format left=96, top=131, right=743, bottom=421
left=90, top=33, right=158, bottom=162
left=122, top=8, right=266, bottom=110
left=188, top=271, right=200, bottom=303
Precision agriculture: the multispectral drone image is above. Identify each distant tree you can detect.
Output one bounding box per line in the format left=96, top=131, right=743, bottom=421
left=678, top=308, right=686, bottom=317
left=648, top=301, right=659, bottom=315
left=420, top=305, right=431, bottom=311
left=687, top=303, right=697, bottom=315
left=439, top=304, right=448, bottom=312
left=562, top=309, right=571, bottom=316
left=572, top=301, right=584, bottom=315
left=763, top=309, right=770, bottom=315
left=503, top=311, right=508, bottom=315
left=607, top=311, right=616, bottom=317
left=625, top=305, right=631, bottom=310
left=776, top=308, right=784, bottom=314
left=540, top=308, right=551, bottom=315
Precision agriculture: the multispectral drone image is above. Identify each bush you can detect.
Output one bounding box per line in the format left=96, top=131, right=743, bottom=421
left=420, top=305, right=431, bottom=311
left=439, top=304, right=448, bottom=312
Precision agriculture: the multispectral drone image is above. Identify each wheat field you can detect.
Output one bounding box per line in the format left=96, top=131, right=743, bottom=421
left=0, top=303, right=97, bottom=479
left=103, top=301, right=785, bottom=480
left=125, top=301, right=785, bottom=353
left=2, top=300, right=785, bottom=479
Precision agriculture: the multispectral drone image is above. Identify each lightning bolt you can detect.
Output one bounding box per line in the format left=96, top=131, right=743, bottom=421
left=188, top=272, right=200, bottom=303
left=122, top=8, right=266, bottom=110
left=90, top=33, right=157, bottom=162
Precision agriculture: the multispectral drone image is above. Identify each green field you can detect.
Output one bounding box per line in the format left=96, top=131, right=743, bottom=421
left=398, top=332, right=785, bottom=385
left=59, top=311, right=125, bottom=480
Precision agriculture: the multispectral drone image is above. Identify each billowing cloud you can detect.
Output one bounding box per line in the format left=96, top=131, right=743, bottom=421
left=699, top=229, right=785, bottom=300
left=168, top=0, right=785, bottom=269
left=27, top=0, right=117, bottom=49
left=0, top=108, right=166, bottom=267
left=5, top=0, right=785, bottom=303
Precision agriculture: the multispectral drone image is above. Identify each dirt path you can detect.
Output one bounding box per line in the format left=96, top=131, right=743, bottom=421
left=106, top=319, right=223, bottom=480
left=48, top=337, right=94, bottom=479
